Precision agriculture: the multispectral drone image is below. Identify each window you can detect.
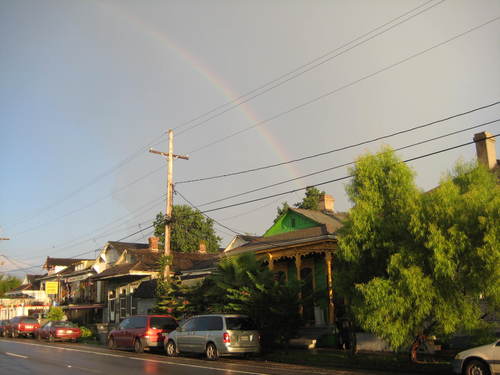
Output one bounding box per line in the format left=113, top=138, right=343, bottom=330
left=225, top=317, right=257, bottom=330
left=150, top=317, right=177, bottom=330
left=20, top=318, right=37, bottom=324
left=119, top=318, right=130, bottom=330
left=202, top=316, right=223, bottom=331
left=181, top=318, right=196, bottom=332
left=119, top=289, right=127, bottom=318
left=129, top=316, right=146, bottom=329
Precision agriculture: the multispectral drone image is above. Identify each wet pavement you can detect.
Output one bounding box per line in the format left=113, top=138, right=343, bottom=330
left=0, top=338, right=410, bottom=375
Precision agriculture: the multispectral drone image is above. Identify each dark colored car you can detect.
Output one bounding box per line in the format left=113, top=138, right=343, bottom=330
left=0, top=320, right=9, bottom=337
left=5, top=316, right=40, bottom=338
left=108, top=315, right=178, bottom=353
left=36, top=321, right=81, bottom=342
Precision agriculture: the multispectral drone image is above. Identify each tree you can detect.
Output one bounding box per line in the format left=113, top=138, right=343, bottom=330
left=0, top=275, right=21, bottom=297
left=337, top=148, right=500, bottom=361
left=186, top=253, right=303, bottom=350
left=273, top=187, right=326, bottom=222
left=294, top=186, right=325, bottom=210
left=153, top=205, right=221, bottom=253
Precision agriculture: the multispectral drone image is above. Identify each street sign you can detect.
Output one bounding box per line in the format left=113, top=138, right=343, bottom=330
left=45, top=281, right=59, bottom=295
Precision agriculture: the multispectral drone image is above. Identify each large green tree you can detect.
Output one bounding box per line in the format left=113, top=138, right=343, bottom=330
left=337, top=148, right=500, bottom=361
left=153, top=205, right=221, bottom=253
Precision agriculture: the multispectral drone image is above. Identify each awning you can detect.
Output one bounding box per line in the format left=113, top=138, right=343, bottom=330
left=62, top=304, right=105, bottom=310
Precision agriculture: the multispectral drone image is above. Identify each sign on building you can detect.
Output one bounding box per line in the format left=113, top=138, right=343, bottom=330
left=45, top=281, right=59, bottom=295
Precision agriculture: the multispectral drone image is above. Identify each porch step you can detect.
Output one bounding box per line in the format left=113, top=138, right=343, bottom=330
left=289, top=337, right=317, bottom=349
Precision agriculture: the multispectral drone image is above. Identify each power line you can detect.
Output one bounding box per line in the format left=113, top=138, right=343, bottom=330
left=193, top=119, right=500, bottom=207
left=8, top=132, right=167, bottom=231
left=197, top=134, right=500, bottom=214
left=186, top=16, right=500, bottom=155
left=177, top=100, right=500, bottom=184
left=4, top=223, right=157, bottom=274
left=174, top=0, right=444, bottom=136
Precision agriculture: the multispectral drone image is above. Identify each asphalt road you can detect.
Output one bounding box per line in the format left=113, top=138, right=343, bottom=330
left=0, top=338, right=408, bottom=375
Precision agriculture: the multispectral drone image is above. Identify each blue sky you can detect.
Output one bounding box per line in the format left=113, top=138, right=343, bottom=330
left=1, top=0, right=499, bottom=275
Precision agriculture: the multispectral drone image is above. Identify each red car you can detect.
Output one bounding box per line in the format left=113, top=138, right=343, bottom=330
left=36, top=321, right=81, bottom=342
left=108, top=315, right=178, bottom=353
left=5, top=316, right=40, bottom=338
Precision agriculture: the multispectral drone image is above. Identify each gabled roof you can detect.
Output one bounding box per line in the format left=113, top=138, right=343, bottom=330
left=107, top=241, right=149, bottom=253
left=226, top=224, right=339, bottom=256
left=43, top=257, right=93, bottom=269
left=290, top=208, right=347, bottom=231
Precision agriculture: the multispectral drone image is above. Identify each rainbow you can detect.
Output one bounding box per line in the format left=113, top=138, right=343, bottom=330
left=96, top=2, right=305, bottom=193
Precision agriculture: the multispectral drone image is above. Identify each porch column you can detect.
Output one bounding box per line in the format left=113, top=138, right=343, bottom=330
left=325, top=252, right=335, bottom=325
left=295, top=254, right=303, bottom=316
left=267, top=253, right=274, bottom=271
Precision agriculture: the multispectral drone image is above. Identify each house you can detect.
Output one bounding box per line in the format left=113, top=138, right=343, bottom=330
left=225, top=194, right=346, bottom=327
left=93, top=237, right=221, bottom=325
left=473, top=131, right=499, bottom=179
left=0, top=274, right=50, bottom=320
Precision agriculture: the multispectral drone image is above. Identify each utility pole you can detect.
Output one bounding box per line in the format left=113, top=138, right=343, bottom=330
left=149, top=130, right=188, bottom=281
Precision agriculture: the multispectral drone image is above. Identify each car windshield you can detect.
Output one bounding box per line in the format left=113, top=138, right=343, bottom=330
left=225, top=317, right=257, bottom=330
left=150, top=317, right=177, bottom=330
left=53, top=321, right=76, bottom=327
left=21, top=318, right=37, bottom=324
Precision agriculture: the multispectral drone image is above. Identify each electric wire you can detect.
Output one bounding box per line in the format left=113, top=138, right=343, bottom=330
left=197, top=133, right=500, bottom=214
left=177, top=101, right=500, bottom=184
left=186, top=16, right=500, bottom=155
left=175, top=0, right=446, bottom=136
left=195, top=119, right=500, bottom=207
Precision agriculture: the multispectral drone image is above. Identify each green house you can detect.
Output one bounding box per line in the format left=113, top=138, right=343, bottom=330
left=225, top=194, right=346, bottom=326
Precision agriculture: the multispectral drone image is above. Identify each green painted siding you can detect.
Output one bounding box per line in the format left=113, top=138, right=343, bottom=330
left=264, top=210, right=319, bottom=237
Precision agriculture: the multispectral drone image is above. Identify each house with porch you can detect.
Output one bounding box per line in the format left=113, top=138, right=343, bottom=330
left=225, top=194, right=346, bottom=328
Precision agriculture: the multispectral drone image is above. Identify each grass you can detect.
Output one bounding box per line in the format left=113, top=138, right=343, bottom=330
left=257, top=349, right=451, bottom=374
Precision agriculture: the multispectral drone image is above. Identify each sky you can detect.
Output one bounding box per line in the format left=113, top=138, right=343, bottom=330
left=1, top=0, right=499, bottom=276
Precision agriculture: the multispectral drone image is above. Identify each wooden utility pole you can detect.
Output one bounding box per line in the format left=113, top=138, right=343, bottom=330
left=149, top=130, right=188, bottom=281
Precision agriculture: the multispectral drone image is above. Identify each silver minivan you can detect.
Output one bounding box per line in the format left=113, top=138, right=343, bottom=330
left=164, top=314, right=260, bottom=360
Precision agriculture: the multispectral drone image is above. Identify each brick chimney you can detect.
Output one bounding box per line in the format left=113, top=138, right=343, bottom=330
left=474, top=132, right=497, bottom=170
left=319, top=194, right=334, bottom=212
left=198, top=241, right=207, bottom=254
left=148, top=236, right=159, bottom=252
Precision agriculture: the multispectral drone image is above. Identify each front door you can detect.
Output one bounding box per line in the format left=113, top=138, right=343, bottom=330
left=177, top=318, right=196, bottom=352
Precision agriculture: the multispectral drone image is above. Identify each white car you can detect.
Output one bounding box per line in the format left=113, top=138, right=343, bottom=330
left=452, top=339, right=500, bottom=375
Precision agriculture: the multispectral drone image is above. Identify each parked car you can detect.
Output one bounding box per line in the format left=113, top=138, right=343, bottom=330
left=0, top=320, right=9, bottom=337
left=36, top=321, right=81, bottom=342
left=165, top=314, right=260, bottom=360
left=5, top=316, right=40, bottom=338
left=452, top=339, right=500, bottom=375
left=108, top=314, right=178, bottom=353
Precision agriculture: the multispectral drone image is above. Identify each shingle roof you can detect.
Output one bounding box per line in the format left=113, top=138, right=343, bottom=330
left=107, top=241, right=150, bottom=254
left=43, top=257, right=93, bottom=269
left=226, top=224, right=341, bottom=255
left=290, top=208, right=347, bottom=232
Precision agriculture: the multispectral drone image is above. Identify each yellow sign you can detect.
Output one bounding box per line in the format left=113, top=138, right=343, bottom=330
left=45, top=281, right=59, bottom=295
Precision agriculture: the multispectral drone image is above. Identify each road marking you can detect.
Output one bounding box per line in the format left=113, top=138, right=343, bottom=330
left=5, top=352, right=28, bottom=359
left=0, top=340, right=271, bottom=375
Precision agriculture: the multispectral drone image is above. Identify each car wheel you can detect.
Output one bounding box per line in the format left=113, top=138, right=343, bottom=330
left=205, top=343, right=219, bottom=361
left=464, top=359, right=490, bottom=375
left=165, top=340, right=177, bottom=357
left=134, top=338, right=144, bottom=354
left=108, top=337, right=116, bottom=349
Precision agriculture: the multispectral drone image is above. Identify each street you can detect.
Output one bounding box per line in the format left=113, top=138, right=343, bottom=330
left=0, top=338, right=406, bottom=375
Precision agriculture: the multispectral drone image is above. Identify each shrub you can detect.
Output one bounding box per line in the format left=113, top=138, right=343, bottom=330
left=47, top=306, right=65, bottom=321
left=79, top=326, right=93, bottom=339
